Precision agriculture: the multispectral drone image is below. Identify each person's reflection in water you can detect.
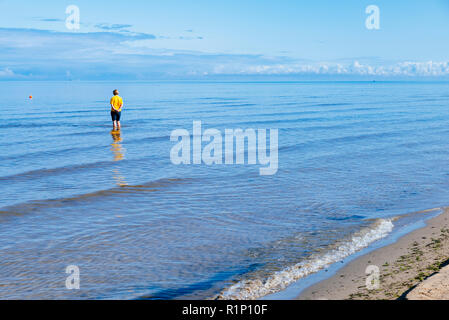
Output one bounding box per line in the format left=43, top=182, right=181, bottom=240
left=110, top=130, right=127, bottom=186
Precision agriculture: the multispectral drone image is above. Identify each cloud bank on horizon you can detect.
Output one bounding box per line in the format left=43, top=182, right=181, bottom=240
left=0, top=0, right=449, bottom=80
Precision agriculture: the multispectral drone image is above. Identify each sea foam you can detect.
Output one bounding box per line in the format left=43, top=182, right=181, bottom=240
left=217, top=218, right=394, bottom=300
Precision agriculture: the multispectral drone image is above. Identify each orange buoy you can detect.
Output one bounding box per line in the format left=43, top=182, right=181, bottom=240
left=29, top=95, right=33, bottom=99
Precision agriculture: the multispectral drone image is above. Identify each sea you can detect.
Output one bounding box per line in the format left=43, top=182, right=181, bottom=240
left=1, top=80, right=449, bottom=299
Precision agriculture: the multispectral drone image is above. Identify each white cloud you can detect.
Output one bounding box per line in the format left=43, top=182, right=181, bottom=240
left=1, top=28, right=449, bottom=79
left=0, top=68, right=15, bottom=78
left=225, top=60, right=449, bottom=77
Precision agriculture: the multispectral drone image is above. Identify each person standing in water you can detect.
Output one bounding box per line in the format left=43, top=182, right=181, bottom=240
left=110, top=89, right=123, bottom=130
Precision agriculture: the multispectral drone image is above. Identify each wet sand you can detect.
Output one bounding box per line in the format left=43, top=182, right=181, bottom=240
left=297, top=208, right=449, bottom=300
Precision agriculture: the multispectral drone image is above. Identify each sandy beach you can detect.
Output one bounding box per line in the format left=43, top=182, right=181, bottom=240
left=297, top=208, right=449, bottom=300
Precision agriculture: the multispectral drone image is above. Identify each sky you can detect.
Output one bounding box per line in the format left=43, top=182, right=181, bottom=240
left=1, top=0, right=449, bottom=80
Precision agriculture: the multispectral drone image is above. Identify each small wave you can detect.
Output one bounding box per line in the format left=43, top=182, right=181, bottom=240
left=0, top=177, right=194, bottom=216
left=216, top=218, right=394, bottom=300
left=314, top=103, right=351, bottom=107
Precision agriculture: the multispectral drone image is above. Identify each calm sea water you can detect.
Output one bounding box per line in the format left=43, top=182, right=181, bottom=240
left=1, top=80, right=449, bottom=299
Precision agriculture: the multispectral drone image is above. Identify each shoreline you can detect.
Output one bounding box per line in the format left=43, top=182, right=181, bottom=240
left=296, top=207, right=449, bottom=300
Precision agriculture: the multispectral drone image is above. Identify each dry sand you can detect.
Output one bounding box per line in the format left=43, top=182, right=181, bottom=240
left=297, top=208, right=449, bottom=300
left=406, top=264, right=449, bottom=300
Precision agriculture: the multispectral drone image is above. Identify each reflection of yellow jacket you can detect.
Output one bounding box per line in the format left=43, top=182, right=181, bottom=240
left=110, top=95, right=123, bottom=112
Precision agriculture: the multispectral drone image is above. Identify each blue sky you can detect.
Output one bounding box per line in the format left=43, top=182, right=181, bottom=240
left=1, top=0, right=449, bottom=80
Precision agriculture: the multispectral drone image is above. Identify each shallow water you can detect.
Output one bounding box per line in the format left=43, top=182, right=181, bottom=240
left=1, top=80, right=449, bottom=299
